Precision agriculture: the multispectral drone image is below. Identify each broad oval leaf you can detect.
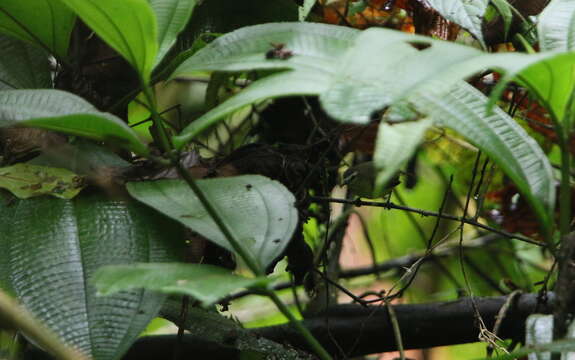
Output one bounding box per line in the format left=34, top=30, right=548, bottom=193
left=415, top=83, right=555, bottom=236
left=150, top=0, right=197, bottom=67
left=538, top=0, right=575, bottom=51
left=0, top=35, right=51, bottom=89
left=373, top=118, right=433, bottom=197
left=0, top=194, right=184, bottom=360
left=94, top=263, right=270, bottom=307
left=0, top=90, right=149, bottom=155
left=58, top=0, right=158, bottom=83
left=126, top=175, right=298, bottom=271
left=425, top=0, right=488, bottom=44
left=0, top=0, right=75, bottom=59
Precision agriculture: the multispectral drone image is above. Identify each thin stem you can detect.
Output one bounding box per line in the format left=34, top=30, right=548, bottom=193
left=310, top=196, right=543, bottom=246
left=0, top=290, right=87, bottom=360
left=173, top=160, right=263, bottom=275
left=266, top=290, right=333, bottom=360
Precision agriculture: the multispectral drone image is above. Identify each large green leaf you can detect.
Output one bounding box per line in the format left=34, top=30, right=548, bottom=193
left=0, top=0, right=75, bottom=58
left=149, top=0, right=196, bottom=67
left=94, top=263, right=270, bottom=306
left=126, top=175, right=298, bottom=270
left=0, top=35, right=51, bottom=89
left=538, top=0, right=575, bottom=51
left=170, top=22, right=358, bottom=78
left=426, top=0, right=489, bottom=44
left=0, top=194, right=184, bottom=360
left=415, top=83, right=555, bottom=235
left=373, top=118, right=433, bottom=197
left=0, top=90, right=149, bottom=155
left=171, top=24, right=563, bottom=131
left=57, top=0, right=158, bottom=83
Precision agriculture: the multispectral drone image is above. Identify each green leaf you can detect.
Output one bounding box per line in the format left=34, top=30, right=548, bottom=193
left=0, top=35, right=51, bottom=89
left=299, top=0, right=318, bottom=21
left=126, top=176, right=298, bottom=270
left=426, top=0, right=489, bottom=44
left=538, top=0, right=575, bottom=51
left=57, top=0, right=158, bottom=83
left=373, top=118, right=433, bottom=197
left=170, top=22, right=359, bottom=78
left=490, top=0, right=513, bottom=40
left=0, top=0, right=75, bottom=59
left=149, top=0, right=197, bottom=67
left=0, top=194, right=184, bottom=359
left=0, top=90, right=149, bottom=155
left=0, top=163, right=84, bottom=199
left=415, top=83, right=555, bottom=236
left=173, top=70, right=331, bottom=149
left=94, top=263, right=270, bottom=306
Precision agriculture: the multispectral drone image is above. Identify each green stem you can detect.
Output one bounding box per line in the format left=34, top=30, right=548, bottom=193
left=141, top=81, right=327, bottom=357
left=559, top=140, right=571, bottom=240
left=173, top=161, right=263, bottom=276
left=266, top=290, right=333, bottom=360
left=0, top=290, right=87, bottom=360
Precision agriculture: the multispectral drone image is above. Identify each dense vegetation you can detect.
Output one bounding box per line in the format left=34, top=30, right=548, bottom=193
left=1, top=0, right=575, bottom=359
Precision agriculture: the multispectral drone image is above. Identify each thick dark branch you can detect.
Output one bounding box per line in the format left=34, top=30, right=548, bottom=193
left=253, top=293, right=553, bottom=357
left=25, top=293, right=553, bottom=360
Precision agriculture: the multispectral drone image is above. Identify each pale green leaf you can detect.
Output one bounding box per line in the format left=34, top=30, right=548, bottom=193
left=0, top=0, right=75, bottom=58
left=0, top=35, right=51, bottom=89
left=415, top=83, right=555, bottom=235
left=170, top=22, right=359, bottom=79
left=149, top=0, right=197, bottom=66
left=0, top=90, right=149, bottom=155
left=373, top=118, right=433, bottom=197
left=0, top=163, right=84, bottom=199
left=426, top=0, right=489, bottom=44
left=538, top=0, right=575, bottom=51
left=126, top=176, right=298, bottom=270
left=57, top=0, right=158, bottom=82
left=94, top=263, right=270, bottom=306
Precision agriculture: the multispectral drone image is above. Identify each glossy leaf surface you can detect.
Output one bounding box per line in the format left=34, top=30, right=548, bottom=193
left=57, top=0, right=157, bottom=82
left=0, top=35, right=51, bottom=89
left=0, top=90, right=149, bottom=155
left=0, top=0, right=75, bottom=58
left=94, top=263, right=270, bottom=306
left=127, top=175, right=298, bottom=270
left=0, top=195, right=184, bottom=360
